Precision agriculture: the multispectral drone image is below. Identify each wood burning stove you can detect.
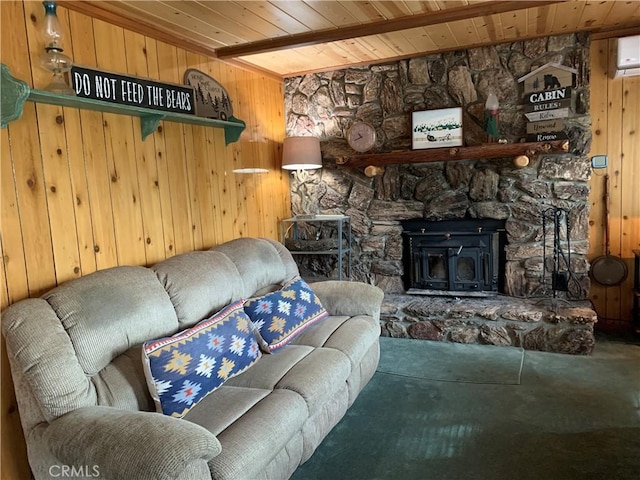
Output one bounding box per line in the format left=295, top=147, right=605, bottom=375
left=402, top=219, right=506, bottom=293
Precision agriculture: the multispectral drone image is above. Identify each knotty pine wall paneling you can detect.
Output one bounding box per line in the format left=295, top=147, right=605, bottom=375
left=588, top=38, right=640, bottom=330
left=0, top=2, right=289, bottom=478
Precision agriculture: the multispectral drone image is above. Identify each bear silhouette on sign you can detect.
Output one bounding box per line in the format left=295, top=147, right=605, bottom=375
left=544, top=74, right=561, bottom=90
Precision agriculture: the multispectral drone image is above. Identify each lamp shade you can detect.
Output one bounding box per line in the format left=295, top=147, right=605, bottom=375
left=282, top=136, right=322, bottom=170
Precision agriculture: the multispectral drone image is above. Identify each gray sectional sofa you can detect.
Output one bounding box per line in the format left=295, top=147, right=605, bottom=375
left=2, top=237, right=384, bottom=480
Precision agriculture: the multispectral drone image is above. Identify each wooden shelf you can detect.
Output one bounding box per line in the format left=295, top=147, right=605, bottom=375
left=336, top=139, right=570, bottom=173
left=1, top=63, right=245, bottom=143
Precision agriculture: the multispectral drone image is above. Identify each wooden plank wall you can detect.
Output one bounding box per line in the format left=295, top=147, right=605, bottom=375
left=0, top=2, right=289, bottom=478
left=588, top=38, right=640, bottom=330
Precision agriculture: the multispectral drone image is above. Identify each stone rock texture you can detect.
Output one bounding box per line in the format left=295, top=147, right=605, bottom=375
left=284, top=35, right=594, bottom=354
left=382, top=294, right=597, bottom=355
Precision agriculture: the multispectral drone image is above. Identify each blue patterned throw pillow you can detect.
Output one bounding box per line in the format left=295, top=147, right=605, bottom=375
left=244, top=277, right=329, bottom=353
left=142, top=300, right=261, bottom=418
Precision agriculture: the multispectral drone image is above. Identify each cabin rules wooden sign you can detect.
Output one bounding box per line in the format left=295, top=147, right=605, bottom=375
left=70, top=65, right=195, bottom=115
left=518, top=63, right=577, bottom=142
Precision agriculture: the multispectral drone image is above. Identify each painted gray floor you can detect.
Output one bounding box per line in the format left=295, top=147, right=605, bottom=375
left=292, top=333, right=640, bottom=480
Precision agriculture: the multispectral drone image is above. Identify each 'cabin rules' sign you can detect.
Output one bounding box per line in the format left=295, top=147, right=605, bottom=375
left=70, top=65, right=195, bottom=115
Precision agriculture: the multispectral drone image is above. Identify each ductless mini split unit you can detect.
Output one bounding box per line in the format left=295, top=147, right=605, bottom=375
left=615, top=35, right=640, bottom=78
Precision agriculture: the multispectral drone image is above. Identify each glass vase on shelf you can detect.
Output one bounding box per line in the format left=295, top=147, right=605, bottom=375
left=40, top=1, right=74, bottom=95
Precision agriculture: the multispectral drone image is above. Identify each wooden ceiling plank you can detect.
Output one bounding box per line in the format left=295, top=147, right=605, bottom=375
left=337, top=1, right=388, bottom=23
left=472, top=15, right=497, bottom=44
left=59, top=0, right=227, bottom=52
left=551, top=0, right=587, bottom=33
left=399, top=26, right=440, bottom=53
left=216, top=1, right=564, bottom=58
left=488, top=9, right=506, bottom=42
left=303, top=0, right=361, bottom=26
left=373, top=0, right=423, bottom=17
left=535, top=3, right=558, bottom=37
left=526, top=6, right=547, bottom=37
left=436, top=1, right=469, bottom=9
left=141, top=1, right=253, bottom=43
left=499, top=9, right=528, bottom=40
left=354, top=34, right=401, bottom=60
left=270, top=0, right=340, bottom=30
left=373, top=31, right=410, bottom=57
left=402, top=0, right=440, bottom=15
left=332, top=38, right=382, bottom=64
left=577, top=1, right=615, bottom=30
left=422, top=22, right=459, bottom=50
left=600, top=1, right=640, bottom=27
left=448, top=18, right=483, bottom=47
left=239, top=1, right=313, bottom=35
left=186, top=1, right=290, bottom=39
left=379, top=31, right=420, bottom=58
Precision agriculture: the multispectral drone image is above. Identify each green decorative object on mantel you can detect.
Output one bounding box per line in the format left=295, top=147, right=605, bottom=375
left=0, top=63, right=245, bottom=144
left=1, top=64, right=30, bottom=128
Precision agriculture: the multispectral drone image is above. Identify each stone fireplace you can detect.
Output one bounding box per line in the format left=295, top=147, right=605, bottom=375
left=284, top=34, right=597, bottom=354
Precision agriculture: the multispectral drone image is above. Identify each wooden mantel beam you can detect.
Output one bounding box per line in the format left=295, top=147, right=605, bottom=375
left=336, top=140, right=570, bottom=171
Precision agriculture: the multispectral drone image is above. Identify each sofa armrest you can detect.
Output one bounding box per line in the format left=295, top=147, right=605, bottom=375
left=38, top=405, right=221, bottom=479
left=310, top=281, right=384, bottom=322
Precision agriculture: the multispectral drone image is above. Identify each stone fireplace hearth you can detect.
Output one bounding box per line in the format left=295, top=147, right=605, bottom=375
left=284, top=34, right=597, bottom=354
left=381, top=294, right=597, bottom=355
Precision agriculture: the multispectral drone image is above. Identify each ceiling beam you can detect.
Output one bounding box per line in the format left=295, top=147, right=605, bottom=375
left=215, top=0, right=564, bottom=59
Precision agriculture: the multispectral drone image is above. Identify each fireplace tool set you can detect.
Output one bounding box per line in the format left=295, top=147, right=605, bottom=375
left=541, top=206, right=585, bottom=300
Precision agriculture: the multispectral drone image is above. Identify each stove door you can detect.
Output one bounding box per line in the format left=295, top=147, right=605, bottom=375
left=449, top=248, right=483, bottom=290
left=423, top=250, right=449, bottom=289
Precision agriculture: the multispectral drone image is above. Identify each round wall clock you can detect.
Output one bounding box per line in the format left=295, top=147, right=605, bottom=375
left=347, top=122, right=377, bottom=153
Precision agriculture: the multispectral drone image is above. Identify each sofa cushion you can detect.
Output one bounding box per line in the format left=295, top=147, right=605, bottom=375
left=152, top=250, right=245, bottom=328
left=211, top=238, right=298, bottom=298
left=43, top=266, right=179, bottom=376
left=206, top=389, right=308, bottom=480
left=184, top=385, right=271, bottom=435
left=291, top=314, right=382, bottom=370
left=226, top=345, right=350, bottom=415
left=93, top=345, right=155, bottom=412
left=225, top=345, right=315, bottom=390
left=142, top=300, right=261, bottom=418
left=244, top=277, right=329, bottom=352
left=275, top=347, right=350, bottom=415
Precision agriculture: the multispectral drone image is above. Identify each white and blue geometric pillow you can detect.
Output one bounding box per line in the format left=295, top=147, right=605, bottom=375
left=244, top=277, right=329, bottom=353
left=142, top=300, right=261, bottom=418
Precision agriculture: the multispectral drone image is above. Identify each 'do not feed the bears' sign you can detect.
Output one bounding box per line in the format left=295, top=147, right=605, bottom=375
left=70, top=65, right=195, bottom=115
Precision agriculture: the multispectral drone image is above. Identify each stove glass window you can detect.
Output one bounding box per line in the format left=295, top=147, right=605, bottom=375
left=428, top=254, right=447, bottom=280
left=456, top=257, right=475, bottom=281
